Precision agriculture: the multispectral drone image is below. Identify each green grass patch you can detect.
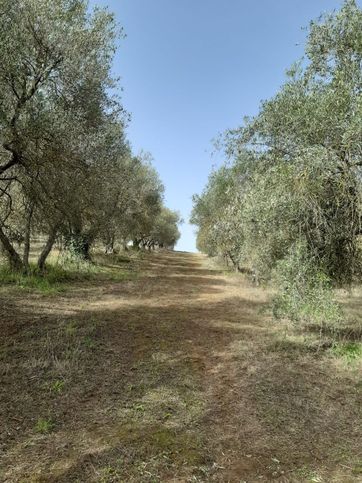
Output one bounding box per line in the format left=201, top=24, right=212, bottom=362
left=0, top=252, right=135, bottom=294
left=49, top=379, right=65, bottom=394
left=332, top=342, right=362, bottom=362
left=294, top=466, right=323, bottom=482
left=0, top=265, right=68, bottom=294
left=352, top=461, right=362, bottom=475
left=34, top=417, right=54, bottom=434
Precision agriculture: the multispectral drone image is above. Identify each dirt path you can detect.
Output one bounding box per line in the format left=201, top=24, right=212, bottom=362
left=0, top=251, right=361, bottom=482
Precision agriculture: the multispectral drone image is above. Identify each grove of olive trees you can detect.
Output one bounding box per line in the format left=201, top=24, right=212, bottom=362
left=192, top=0, right=362, bottom=324
left=0, top=0, right=180, bottom=273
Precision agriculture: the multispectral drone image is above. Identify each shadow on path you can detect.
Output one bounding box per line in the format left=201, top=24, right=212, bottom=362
left=0, top=251, right=361, bottom=482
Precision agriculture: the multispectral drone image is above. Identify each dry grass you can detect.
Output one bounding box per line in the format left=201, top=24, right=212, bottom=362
left=0, top=251, right=361, bottom=482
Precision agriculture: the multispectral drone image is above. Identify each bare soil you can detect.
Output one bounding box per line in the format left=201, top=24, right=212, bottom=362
left=1, top=251, right=361, bottom=482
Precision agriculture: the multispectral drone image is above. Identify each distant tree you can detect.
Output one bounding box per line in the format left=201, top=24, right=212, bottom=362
left=149, top=207, right=182, bottom=250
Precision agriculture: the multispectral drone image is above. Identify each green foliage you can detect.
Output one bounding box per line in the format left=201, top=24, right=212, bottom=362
left=192, top=0, right=362, bottom=324
left=0, top=250, right=133, bottom=293
left=272, top=242, right=342, bottom=326
left=149, top=207, right=182, bottom=249
left=0, top=0, right=176, bottom=273
left=0, top=264, right=67, bottom=294
left=191, top=151, right=255, bottom=268
left=57, top=248, right=98, bottom=273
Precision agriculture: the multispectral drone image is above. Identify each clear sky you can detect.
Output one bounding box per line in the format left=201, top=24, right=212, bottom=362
left=89, top=0, right=357, bottom=252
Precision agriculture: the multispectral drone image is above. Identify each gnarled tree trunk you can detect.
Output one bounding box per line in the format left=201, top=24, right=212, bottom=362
left=0, top=225, right=23, bottom=271
left=23, top=202, right=34, bottom=270
left=37, top=226, right=58, bottom=272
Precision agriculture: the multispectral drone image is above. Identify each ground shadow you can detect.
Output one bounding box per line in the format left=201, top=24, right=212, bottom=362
left=0, top=252, right=361, bottom=482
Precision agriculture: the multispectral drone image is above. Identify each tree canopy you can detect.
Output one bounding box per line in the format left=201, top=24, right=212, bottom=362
left=192, top=0, right=362, bottom=322
left=0, top=0, right=180, bottom=271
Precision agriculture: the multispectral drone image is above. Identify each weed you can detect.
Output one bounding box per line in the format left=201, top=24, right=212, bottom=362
left=294, top=467, right=323, bottom=481
left=134, top=403, right=146, bottom=413
left=64, top=321, right=77, bottom=337
left=50, top=379, right=65, bottom=394
left=83, top=336, right=96, bottom=349
left=99, top=465, right=121, bottom=482
left=34, top=417, right=54, bottom=434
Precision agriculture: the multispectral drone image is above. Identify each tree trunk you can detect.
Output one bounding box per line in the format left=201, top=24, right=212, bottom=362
left=23, top=203, right=34, bottom=270
left=0, top=225, right=23, bottom=271
left=227, top=251, right=240, bottom=272
left=65, top=232, right=93, bottom=261
left=133, top=238, right=140, bottom=250
left=105, top=234, right=115, bottom=254
left=37, top=226, right=58, bottom=272
left=82, top=237, right=92, bottom=260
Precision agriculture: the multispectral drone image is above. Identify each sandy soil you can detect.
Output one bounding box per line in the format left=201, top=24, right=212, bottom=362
left=0, top=251, right=361, bottom=482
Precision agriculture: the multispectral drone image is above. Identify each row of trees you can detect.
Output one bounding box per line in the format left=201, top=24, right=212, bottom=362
left=0, top=0, right=180, bottom=272
left=192, top=0, right=362, bottom=322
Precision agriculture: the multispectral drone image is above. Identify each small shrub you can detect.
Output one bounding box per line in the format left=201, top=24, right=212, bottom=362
left=272, top=241, right=342, bottom=326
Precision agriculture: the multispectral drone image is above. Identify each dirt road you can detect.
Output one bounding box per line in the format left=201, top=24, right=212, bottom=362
left=1, top=251, right=361, bottom=482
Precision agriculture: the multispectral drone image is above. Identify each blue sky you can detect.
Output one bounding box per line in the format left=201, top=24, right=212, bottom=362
left=89, top=0, right=356, bottom=252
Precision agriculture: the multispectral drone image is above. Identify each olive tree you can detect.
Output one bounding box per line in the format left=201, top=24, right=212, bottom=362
left=192, top=0, right=362, bottom=323
left=0, top=0, right=122, bottom=269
